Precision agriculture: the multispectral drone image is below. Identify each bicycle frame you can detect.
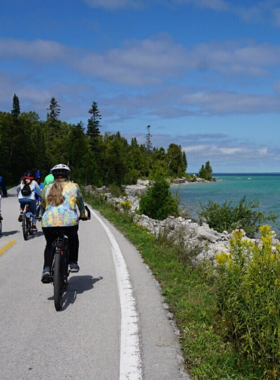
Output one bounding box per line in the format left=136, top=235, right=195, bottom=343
left=47, top=205, right=91, bottom=311
left=51, top=231, right=70, bottom=311
left=0, top=194, right=2, bottom=236
left=22, top=203, right=33, bottom=240
left=22, top=202, right=41, bottom=240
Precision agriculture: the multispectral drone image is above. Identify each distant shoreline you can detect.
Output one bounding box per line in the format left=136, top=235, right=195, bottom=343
left=212, top=173, right=280, bottom=176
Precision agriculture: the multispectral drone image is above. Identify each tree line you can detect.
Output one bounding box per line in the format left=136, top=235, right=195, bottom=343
left=0, top=95, right=187, bottom=185
left=0, top=95, right=212, bottom=186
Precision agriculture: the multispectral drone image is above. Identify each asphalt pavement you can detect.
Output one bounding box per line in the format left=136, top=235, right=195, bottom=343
left=0, top=187, right=190, bottom=380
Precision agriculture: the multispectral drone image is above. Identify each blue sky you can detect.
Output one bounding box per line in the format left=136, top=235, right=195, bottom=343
left=1, top=0, right=280, bottom=173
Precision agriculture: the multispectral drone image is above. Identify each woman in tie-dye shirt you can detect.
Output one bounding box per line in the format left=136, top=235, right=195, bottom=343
left=40, top=164, right=86, bottom=283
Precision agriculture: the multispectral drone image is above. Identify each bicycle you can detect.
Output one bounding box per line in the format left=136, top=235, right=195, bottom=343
left=0, top=194, right=2, bottom=236
left=50, top=205, right=91, bottom=311
left=22, top=202, right=41, bottom=241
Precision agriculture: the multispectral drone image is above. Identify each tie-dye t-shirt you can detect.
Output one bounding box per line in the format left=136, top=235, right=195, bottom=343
left=41, top=181, right=86, bottom=227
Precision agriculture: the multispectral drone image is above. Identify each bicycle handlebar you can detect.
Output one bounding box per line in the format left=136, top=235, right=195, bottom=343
left=79, top=205, right=91, bottom=221
left=36, top=205, right=91, bottom=222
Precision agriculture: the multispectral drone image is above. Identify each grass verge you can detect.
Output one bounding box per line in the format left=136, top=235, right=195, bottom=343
left=85, top=193, right=262, bottom=380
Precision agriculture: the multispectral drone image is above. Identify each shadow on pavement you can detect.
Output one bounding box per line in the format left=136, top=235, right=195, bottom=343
left=1, top=230, right=20, bottom=237
left=48, top=275, right=103, bottom=311
left=33, top=231, right=44, bottom=238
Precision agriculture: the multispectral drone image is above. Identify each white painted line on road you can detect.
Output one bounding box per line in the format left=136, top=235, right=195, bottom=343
left=88, top=206, right=142, bottom=380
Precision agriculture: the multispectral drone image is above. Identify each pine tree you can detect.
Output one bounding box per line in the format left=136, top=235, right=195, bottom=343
left=47, top=97, right=60, bottom=123
left=199, top=161, right=213, bottom=180
left=87, top=102, right=101, bottom=138
left=167, top=143, right=185, bottom=177
left=11, top=94, right=20, bottom=120
left=205, top=161, right=213, bottom=178
left=182, top=151, right=187, bottom=172
left=145, top=125, right=152, bottom=155
left=87, top=101, right=102, bottom=152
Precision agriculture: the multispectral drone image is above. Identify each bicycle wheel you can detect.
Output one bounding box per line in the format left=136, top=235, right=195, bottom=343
left=53, top=252, right=63, bottom=311
left=22, top=212, right=29, bottom=240
left=29, top=221, right=34, bottom=235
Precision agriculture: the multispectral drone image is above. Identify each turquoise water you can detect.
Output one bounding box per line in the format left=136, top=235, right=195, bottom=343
left=171, top=174, right=280, bottom=233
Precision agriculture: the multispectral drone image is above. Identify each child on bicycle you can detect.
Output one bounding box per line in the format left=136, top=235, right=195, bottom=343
left=40, top=164, right=86, bottom=283
left=17, top=172, right=42, bottom=232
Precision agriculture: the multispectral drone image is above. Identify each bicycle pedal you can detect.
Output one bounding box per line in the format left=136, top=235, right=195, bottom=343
left=41, top=278, right=51, bottom=284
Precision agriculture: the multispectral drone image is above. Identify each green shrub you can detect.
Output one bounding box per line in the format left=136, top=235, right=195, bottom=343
left=120, top=200, right=132, bottom=211
left=198, top=196, right=277, bottom=238
left=216, top=226, right=280, bottom=379
left=139, top=177, right=179, bottom=220
left=108, top=183, right=124, bottom=198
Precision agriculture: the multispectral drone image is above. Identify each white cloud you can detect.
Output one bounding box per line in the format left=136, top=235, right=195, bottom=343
left=219, top=147, right=245, bottom=154
left=259, top=148, right=268, bottom=155
left=180, top=90, right=280, bottom=115
left=0, top=38, right=69, bottom=62
left=2, top=36, right=280, bottom=86
left=173, top=0, right=280, bottom=29
left=174, top=0, right=229, bottom=11
left=183, top=145, right=209, bottom=152
left=189, top=41, right=280, bottom=76
left=82, top=0, right=142, bottom=9
left=74, top=35, right=187, bottom=85
left=181, top=142, right=280, bottom=172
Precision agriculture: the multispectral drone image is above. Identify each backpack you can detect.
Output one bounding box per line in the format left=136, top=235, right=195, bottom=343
left=21, top=183, right=32, bottom=196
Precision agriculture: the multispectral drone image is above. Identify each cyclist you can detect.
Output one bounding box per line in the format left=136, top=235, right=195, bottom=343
left=0, top=175, right=8, bottom=220
left=43, top=168, right=54, bottom=187
left=40, top=164, right=86, bottom=283
left=34, top=172, right=44, bottom=216
left=17, top=172, right=42, bottom=232
left=35, top=170, right=41, bottom=179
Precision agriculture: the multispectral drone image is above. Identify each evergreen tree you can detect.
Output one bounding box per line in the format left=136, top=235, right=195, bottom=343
left=87, top=101, right=102, bottom=152
left=11, top=94, right=20, bottom=120
left=145, top=125, right=152, bottom=155
left=182, top=151, right=187, bottom=172
left=45, top=97, right=63, bottom=166
left=166, top=143, right=185, bottom=177
left=199, top=161, right=213, bottom=180
left=205, top=161, right=213, bottom=178
left=198, top=164, right=207, bottom=179
left=66, top=122, right=88, bottom=182
left=47, top=97, right=60, bottom=123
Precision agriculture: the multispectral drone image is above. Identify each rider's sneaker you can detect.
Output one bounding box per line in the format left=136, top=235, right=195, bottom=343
left=41, top=267, right=51, bottom=283
left=69, top=262, right=80, bottom=273
left=32, top=224, right=38, bottom=232
left=0, top=213, right=2, bottom=221
left=18, top=212, right=23, bottom=222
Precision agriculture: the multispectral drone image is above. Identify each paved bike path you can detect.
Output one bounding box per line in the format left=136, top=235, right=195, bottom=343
left=0, top=188, right=189, bottom=380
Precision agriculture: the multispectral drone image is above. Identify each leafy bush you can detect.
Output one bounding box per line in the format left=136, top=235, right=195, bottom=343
left=108, top=183, right=124, bottom=198
left=198, top=196, right=277, bottom=238
left=139, top=178, right=179, bottom=220
left=216, top=226, right=280, bottom=379
left=120, top=200, right=132, bottom=211
left=198, top=161, right=212, bottom=180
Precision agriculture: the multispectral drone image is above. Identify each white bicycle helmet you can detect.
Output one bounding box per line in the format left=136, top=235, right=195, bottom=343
left=52, top=164, right=71, bottom=179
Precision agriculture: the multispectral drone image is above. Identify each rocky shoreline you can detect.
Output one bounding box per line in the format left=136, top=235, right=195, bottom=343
left=85, top=179, right=279, bottom=264
left=172, top=176, right=217, bottom=184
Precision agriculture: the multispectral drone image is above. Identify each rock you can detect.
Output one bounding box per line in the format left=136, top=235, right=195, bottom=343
left=102, top=182, right=279, bottom=265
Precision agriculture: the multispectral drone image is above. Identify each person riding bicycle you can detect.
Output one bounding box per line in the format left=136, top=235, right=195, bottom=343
left=17, top=172, right=42, bottom=232
left=0, top=175, right=8, bottom=220
left=34, top=172, right=44, bottom=216
left=43, top=168, right=54, bottom=187
left=40, top=164, right=86, bottom=283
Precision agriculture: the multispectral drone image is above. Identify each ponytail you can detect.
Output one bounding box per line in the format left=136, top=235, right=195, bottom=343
left=47, top=179, right=65, bottom=206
